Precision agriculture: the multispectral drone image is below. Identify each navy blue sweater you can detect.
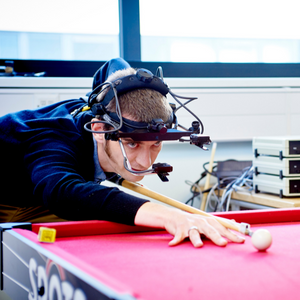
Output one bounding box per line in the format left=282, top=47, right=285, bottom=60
left=0, top=98, right=148, bottom=224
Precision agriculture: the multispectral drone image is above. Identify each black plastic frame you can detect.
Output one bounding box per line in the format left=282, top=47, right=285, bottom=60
left=1, top=59, right=300, bottom=78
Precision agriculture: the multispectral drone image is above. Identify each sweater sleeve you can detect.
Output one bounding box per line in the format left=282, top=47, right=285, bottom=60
left=23, top=120, right=149, bottom=225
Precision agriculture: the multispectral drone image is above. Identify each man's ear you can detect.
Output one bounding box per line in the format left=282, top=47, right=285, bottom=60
left=91, top=118, right=105, bottom=143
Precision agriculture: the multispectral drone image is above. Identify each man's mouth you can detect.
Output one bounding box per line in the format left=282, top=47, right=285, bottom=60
left=131, top=168, right=146, bottom=172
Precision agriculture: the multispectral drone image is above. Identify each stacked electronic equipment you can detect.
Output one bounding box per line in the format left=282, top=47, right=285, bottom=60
left=253, top=136, right=300, bottom=198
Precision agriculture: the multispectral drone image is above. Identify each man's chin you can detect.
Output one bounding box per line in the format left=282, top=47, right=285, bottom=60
left=123, top=173, right=144, bottom=182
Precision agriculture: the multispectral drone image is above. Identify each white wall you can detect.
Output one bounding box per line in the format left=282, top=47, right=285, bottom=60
left=1, top=76, right=299, bottom=205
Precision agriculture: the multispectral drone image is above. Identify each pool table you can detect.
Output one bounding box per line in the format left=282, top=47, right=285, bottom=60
left=1, top=208, right=300, bottom=300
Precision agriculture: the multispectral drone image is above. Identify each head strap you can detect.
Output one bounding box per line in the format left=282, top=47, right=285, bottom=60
left=88, top=68, right=169, bottom=108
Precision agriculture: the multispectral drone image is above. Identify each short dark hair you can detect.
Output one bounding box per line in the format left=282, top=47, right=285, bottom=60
left=96, top=68, right=172, bottom=123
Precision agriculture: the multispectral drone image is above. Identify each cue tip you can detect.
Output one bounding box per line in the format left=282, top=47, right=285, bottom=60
left=239, top=222, right=253, bottom=237
left=247, top=230, right=254, bottom=237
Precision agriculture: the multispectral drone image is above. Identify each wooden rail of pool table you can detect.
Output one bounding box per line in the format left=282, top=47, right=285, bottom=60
left=120, top=180, right=251, bottom=236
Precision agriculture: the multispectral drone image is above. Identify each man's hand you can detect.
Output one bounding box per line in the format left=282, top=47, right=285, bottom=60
left=134, top=202, right=245, bottom=247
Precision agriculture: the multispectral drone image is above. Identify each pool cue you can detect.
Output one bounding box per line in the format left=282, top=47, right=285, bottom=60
left=120, top=179, right=252, bottom=236
left=200, top=142, right=217, bottom=211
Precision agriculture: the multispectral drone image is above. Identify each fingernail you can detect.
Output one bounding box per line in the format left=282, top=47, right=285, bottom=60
left=195, top=241, right=203, bottom=248
left=219, top=238, right=227, bottom=245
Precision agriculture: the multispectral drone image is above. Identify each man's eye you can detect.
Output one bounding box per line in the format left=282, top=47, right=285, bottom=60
left=154, top=141, right=162, bottom=147
left=127, top=142, right=138, bottom=149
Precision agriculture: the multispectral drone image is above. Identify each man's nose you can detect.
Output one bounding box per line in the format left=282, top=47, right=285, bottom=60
left=135, top=148, right=152, bottom=168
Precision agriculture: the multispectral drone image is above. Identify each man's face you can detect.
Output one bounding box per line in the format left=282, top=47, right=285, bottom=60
left=92, top=115, right=163, bottom=182
left=99, top=136, right=163, bottom=182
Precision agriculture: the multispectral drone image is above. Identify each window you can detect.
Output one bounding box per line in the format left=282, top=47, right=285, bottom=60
left=1, top=0, right=300, bottom=77
left=0, top=0, right=119, bottom=61
left=140, top=0, right=300, bottom=63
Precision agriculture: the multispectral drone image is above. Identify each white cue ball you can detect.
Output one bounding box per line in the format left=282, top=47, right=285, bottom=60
left=251, top=229, right=272, bottom=251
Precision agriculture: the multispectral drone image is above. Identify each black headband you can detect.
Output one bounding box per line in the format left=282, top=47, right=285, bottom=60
left=88, top=68, right=169, bottom=108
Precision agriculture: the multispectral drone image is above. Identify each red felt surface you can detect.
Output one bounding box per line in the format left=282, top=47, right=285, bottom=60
left=14, top=217, right=300, bottom=300
left=32, top=220, right=157, bottom=237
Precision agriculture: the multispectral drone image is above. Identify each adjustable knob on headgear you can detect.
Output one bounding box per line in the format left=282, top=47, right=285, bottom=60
left=136, top=69, right=154, bottom=83
left=147, top=119, right=167, bottom=134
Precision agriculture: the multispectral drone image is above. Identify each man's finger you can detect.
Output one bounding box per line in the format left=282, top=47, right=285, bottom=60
left=188, top=228, right=203, bottom=248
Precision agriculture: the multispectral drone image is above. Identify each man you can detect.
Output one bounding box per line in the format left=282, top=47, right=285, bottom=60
left=0, top=58, right=245, bottom=248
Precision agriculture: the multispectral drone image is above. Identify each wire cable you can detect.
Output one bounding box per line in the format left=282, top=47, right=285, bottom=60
left=84, top=82, right=123, bottom=134
left=185, top=180, right=203, bottom=207
left=186, top=161, right=253, bottom=212
left=168, top=90, right=204, bottom=134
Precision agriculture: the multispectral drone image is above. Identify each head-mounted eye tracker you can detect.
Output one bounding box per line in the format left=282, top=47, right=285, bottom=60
left=81, top=67, right=211, bottom=182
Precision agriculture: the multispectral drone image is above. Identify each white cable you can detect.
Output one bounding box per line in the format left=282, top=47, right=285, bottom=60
left=205, top=182, right=220, bottom=211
